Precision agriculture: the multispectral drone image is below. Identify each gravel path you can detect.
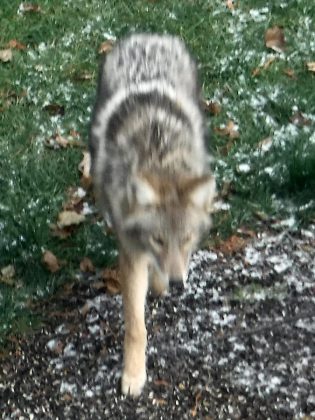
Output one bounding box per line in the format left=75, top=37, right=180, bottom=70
left=1, top=226, right=315, bottom=419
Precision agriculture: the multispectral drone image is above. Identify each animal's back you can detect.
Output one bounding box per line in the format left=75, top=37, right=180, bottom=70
left=102, top=33, right=198, bottom=98
left=90, top=33, right=210, bottom=226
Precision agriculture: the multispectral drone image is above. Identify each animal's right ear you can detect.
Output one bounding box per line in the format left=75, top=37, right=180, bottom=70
left=129, top=176, right=159, bottom=207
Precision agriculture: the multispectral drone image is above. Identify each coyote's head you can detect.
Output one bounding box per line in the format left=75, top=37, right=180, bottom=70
left=123, top=172, right=216, bottom=285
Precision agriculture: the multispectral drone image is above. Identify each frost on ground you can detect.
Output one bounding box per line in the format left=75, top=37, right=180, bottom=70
left=0, top=226, right=315, bottom=419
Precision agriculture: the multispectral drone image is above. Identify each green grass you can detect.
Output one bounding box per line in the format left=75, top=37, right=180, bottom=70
left=0, top=0, right=315, bottom=344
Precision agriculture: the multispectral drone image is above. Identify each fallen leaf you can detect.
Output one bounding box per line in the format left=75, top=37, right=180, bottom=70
left=98, top=40, right=114, bottom=55
left=80, top=257, right=95, bottom=273
left=154, top=398, right=167, bottom=406
left=257, top=136, right=273, bottom=152
left=18, top=3, right=41, bottom=13
left=252, top=56, right=276, bottom=77
left=7, top=39, right=27, bottom=50
left=74, top=71, right=93, bottom=81
left=214, top=120, right=240, bottom=139
left=57, top=211, right=85, bottom=228
left=191, top=390, right=202, bottom=417
left=251, top=67, right=261, bottom=77
left=0, top=49, right=13, bottom=63
left=101, top=268, right=121, bottom=294
left=290, top=111, right=311, bottom=127
left=306, top=62, right=315, bottom=73
left=50, top=223, right=74, bottom=240
left=154, top=379, right=170, bottom=387
left=43, top=103, right=65, bottom=116
left=226, top=0, right=236, bottom=10
left=203, top=100, right=221, bottom=116
left=0, top=265, right=16, bottom=286
left=217, top=235, right=247, bottom=254
left=283, top=68, right=296, bottom=79
left=80, top=301, right=92, bottom=317
left=45, top=132, right=84, bottom=149
left=78, top=151, right=92, bottom=189
left=42, top=250, right=61, bottom=273
left=264, top=26, right=286, bottom=53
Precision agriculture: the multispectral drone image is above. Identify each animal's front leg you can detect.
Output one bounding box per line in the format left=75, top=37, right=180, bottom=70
left=120, top=250, right=148, bottom=397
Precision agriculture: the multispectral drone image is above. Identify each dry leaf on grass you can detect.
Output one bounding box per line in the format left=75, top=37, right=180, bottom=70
left=78, top=151, right=92, bottom=189
left=18, top=3, right=42, bottom=13
left=80, top=257, right=95, bottom=273
left=290, top=111, right=311, bottom=127
left=217, top=235, right=247, bottom=255
left=0, top=49, right=13, bottom=63
left=283, top=68, right=296, bottom=79
left=42, top=250, right=61, bottom=273
left=57, top=210, right=85, bottom=228
left=226, top=0, right=236, bottom=10
left=73, top=71, right=93, bottom=81
left=98, top=40, right=114, bottom=54
left=45, top=132, right=84, bottom=149
left=264, top=26, right=286, bottom=53
left=101, top=268, right=121, bottom=294
left=214, top=120, right=240, bottom=139
left=306, top=62, right=315, bottom=73
left=203, top=100, right=221, bottom=116
left=0, top=265, right=16, bottom=286
left=43, top=103, right=65, bottom=116
left=252, top=56, right=276, bottom=77
left=7, top=39, right=27, bottom=50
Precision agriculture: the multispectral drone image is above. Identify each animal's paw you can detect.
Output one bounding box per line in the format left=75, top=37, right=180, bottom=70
left=121, top=369, right=146, bottom=397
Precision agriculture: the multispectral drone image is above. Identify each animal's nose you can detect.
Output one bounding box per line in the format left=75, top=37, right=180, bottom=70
left=169, top=277, right=185, bottom=293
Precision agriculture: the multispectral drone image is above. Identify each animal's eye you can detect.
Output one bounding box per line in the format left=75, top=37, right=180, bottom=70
left=151, top=235, right=164, bottom=248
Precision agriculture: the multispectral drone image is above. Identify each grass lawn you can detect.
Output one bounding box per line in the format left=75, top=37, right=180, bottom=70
left=0, top=0, right=314, bottom=344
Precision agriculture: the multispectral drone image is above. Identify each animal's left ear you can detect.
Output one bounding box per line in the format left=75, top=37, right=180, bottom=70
left=187, top=175, right=216, bottom=211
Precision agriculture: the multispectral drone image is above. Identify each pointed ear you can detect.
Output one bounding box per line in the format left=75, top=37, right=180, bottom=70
left=130, top=175, right=159, bottom=207
left=187, top=175, right=216, bottom=211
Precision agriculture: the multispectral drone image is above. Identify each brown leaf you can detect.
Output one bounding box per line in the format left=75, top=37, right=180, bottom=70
left=19, top=3, right=41, bottom=13
left=226, top=0, right=236, bottom=10
left=283, top=68, right=296, bottom=79
left=306, top=62, right=315, bottom=73
left=252, top=56, right=276, bottom=77
left=80, top=301, right=92, bottom=317
left=78, top=151, right=92, bottom=189
left=290, top=111, right=312, bottom=127
left=45, top=132, right=84, bottom=149
left=217, top=235, right=247, bottom=255
left=57, top=210, right=85, bottom=228
left=0, top=49, right=13, bottom=63
left=43, top=103, right=65, bottom=116
left=203, top=100, right=221, bottom=116
left=42, top=250, right=61, bottom=273
left=73, top=71, right=93, bottom=81
left=154, top=379, right=170, bottom=387
left=215, top=120, right=240, bottom=139
left=191, top=390, right=202, bottom=417
left=98, top=40, right=114, bottom=55
left=101, top=268, right=121, bottom=294
left=0, top=265, right=16, bottom=286
left=7, top=39, right=27, bottom=50
left=80, top=257, right=95, bottom=273
left=264, top=26, right=286, bottom=53
left=154, top=398, right=167, bottom=406
left=50, top=223, right=74, bottom=240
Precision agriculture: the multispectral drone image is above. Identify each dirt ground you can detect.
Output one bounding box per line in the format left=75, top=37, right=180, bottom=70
left=1, top=226, right=315, bottom=419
